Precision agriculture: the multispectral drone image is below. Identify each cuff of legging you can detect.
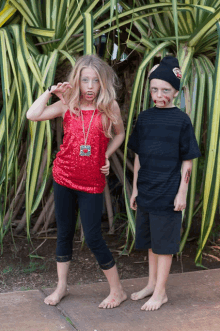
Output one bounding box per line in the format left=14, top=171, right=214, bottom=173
left=100, top=259, right=115, bottom=270
left=56, top=254, right=72, bottom=262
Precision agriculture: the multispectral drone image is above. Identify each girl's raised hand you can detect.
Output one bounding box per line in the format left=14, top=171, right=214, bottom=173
left=100, top=155, right=110, bottom=176
left=50, top=82, right=72, bottom=104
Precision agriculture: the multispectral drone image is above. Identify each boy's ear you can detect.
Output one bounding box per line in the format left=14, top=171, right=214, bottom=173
left=174, top=90, right=179, bottom=98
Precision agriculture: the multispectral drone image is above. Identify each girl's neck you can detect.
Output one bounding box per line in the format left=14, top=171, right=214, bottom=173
left=80, top=100, right=96, bottom=110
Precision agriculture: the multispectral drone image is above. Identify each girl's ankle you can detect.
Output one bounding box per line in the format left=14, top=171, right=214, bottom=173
left=147, top=282, right=156, bottom=288
left=57, top=282, right=67, bottom=289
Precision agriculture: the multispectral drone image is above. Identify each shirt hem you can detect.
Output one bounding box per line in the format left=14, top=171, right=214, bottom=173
left=53, top=176, right=105, bottom=194
left=137, top=203, right=182, bottom=215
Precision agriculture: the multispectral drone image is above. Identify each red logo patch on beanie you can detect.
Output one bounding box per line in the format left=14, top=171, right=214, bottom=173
left=173, top=68, right=182, bottom=79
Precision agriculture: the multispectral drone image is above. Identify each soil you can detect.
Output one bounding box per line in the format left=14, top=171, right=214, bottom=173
left=1, top=220, right=220, bottom=294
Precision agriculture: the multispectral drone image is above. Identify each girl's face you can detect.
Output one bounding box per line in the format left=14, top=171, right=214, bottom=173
left=150, top=79, right=179, bottom=108
left=80, top=67, right=101, bottom=103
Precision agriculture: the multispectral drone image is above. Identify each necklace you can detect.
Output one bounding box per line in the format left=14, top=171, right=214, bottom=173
left=79, top=109, right=96, bottom=156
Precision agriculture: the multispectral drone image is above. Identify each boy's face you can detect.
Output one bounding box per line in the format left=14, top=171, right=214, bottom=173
left=150, top=79, right=179, bottom=108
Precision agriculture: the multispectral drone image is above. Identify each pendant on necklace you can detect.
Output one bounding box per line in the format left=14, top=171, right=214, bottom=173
left=80, top=145, right=91, bottom=156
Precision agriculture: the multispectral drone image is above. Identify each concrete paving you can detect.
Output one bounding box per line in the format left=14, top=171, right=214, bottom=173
left=1, top=269, right=220, bottom=331
left=0, top=290, right=73, bottom=331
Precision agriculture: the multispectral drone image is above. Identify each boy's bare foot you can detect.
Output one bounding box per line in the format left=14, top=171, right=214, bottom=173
left=44, top=285, right=68, bottom=306
left=131, top=284, right=155, bottom=301
left=141, top=292, right=168, bottom=311
left=99, top=288, right=127, bottom=309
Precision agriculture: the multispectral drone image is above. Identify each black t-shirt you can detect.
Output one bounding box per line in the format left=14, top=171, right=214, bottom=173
left=128, top=106, right=201, bottom=215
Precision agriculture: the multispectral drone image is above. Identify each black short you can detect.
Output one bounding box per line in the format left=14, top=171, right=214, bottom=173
left=135, top=205, right=182, bottom=254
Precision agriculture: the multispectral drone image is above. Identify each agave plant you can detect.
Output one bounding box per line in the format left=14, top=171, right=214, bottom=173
left=0, top=0, right=141, bottom=245
left=0, top=0, right=219, bottom=263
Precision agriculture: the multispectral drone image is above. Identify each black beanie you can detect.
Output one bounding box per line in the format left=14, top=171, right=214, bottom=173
left=148, top=56, right=182, bottom=91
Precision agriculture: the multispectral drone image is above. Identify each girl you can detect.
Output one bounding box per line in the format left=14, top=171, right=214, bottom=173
left=26, top=55, right=127, bottom=309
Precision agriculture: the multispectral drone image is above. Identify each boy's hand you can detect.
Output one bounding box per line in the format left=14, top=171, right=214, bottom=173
left=100, top=155, right=110, bottom=176
left=130, top=192, right=138, bottom=210
left=174, top=192, right=186, bottom=211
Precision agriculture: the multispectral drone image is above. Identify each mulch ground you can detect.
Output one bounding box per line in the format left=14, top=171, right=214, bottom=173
left=1, top=220, right=220, bottom=293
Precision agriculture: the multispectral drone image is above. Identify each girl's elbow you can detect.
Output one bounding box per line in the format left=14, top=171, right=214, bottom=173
left=26, top=110, right=32, bottom=120
left=26, top=112, right=36, bottom=121
left=121, top=129, right=125, bottom=139
left=115, top=131, right=125, bottom=140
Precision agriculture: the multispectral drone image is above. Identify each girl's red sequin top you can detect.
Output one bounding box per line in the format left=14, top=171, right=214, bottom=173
left=53, top=109, right=109, bottom=193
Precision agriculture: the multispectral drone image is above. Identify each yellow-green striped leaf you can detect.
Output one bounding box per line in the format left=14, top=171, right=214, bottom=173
left=0, top=1, right=16, bottom=27
left=83, top=13, right=93, bottom=55
left=26, top=26, right=55, bottom=38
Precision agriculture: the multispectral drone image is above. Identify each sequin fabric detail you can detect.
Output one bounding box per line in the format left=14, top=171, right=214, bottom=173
left=53, top=109, right=109, bottom=193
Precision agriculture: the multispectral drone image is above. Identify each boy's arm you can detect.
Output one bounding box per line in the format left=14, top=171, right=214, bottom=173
left=174, top=160, right=193, bottom=211
left=130, top=153, right=140, bottom=210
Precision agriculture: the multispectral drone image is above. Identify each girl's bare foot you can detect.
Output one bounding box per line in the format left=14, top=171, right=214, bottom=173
left=44, top=284, right=68, bottom=306
left=141, top=292, right=168, bottom=311
left=99, top=287, right=127, bottom=309
left=131, top=284, right=155, bottom=301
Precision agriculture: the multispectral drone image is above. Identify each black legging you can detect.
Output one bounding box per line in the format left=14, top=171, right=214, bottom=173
left=53, top=180, right=115, bottom=270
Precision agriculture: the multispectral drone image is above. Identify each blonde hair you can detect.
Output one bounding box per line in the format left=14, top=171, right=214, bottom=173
left=64, top=55, right=119, bottom=138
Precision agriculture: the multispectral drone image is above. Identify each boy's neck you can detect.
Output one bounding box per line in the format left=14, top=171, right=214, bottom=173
left=155, top=103, right=176, bottom=109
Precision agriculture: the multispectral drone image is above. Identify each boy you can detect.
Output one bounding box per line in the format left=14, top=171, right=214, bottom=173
left=128, top=56, right=201, bottom=311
